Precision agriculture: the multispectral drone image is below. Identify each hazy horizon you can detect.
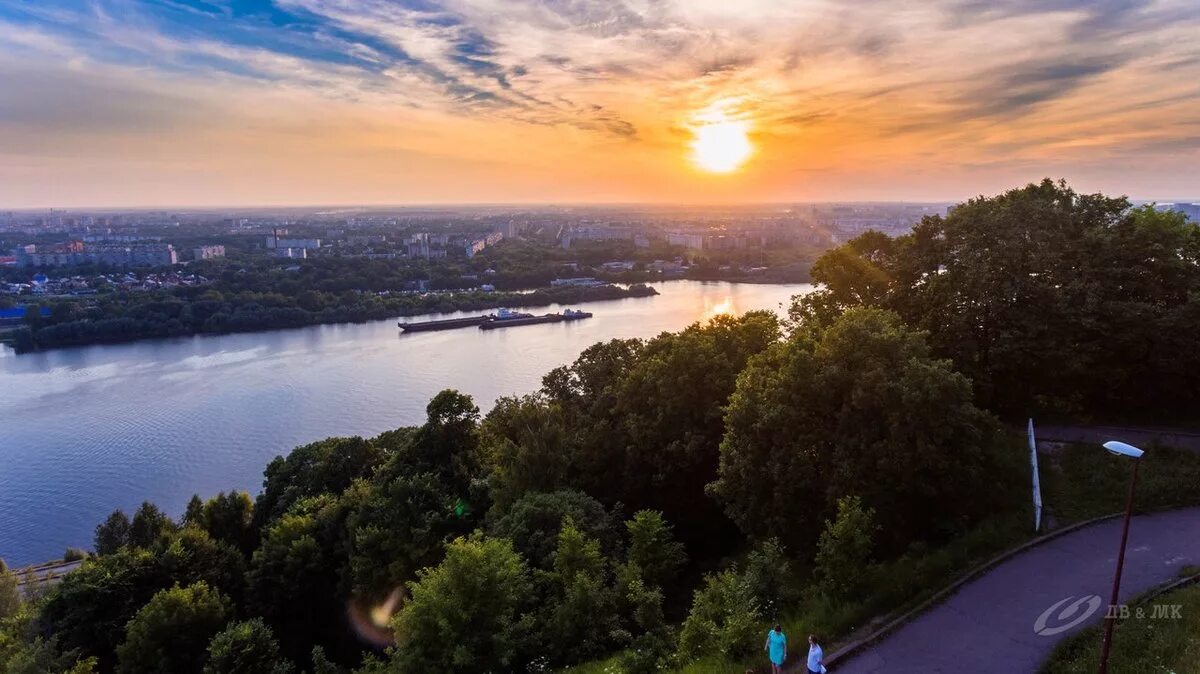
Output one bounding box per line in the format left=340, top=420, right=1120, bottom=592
left=4, top=188, right=1199, bottom=213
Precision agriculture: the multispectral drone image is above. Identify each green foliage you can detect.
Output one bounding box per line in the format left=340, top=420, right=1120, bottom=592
left=480, top=394, right=573, bottom=512
left=94, top=510, right=131, bottom=555
left=401, top=390, right=483, bottom=494
left=713, top=307, right=1011, bottom=554
left=347, top=472, right=460, bottom=601
left=256, top=436, right=383, bottom=527
left=625, top=510, right=687, bottom=590
left=347, top=392, right=487, bottom=602
left=677, top=569, right=762, bottom=663
left=129, top=501, right=176, bottom=549
left=814, top=496, right=878, bottom=598
left=522, top=314, right=781, bottom=557
left=246, top=495, right=355, bottom=665
left=535, top=519, right=620, bottom=666
left=157, top=526, right=248, bottom=603
left=115, top=582, right=232, bottom=674
left=40, top=548, right=169, bottom=669
left=741, top=538, right=796, bottom=620
left=0, top=560, right=19, bottom=620
left=203, top=619, right=294, bottom=674
left=795, top=180, right=1200, bottom=418
left=186, top=491, right=257, bottom=553
left=488, top=489, right=617, bottom=569
left=608, top=313, right=781, bottom=553
left=0, top=625, right=97, bottom=674
left=391, top=535, right=533, bottom=673
left=63, top=547, right=89, bottom=562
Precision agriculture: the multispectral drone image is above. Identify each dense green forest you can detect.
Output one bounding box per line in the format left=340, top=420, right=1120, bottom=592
left=2, top=180, right=1198, bottom=674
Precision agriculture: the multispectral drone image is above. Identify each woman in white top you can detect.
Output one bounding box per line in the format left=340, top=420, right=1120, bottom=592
left=807, top=634, right=825, bottom=674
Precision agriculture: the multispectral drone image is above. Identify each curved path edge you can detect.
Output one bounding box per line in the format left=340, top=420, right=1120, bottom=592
left=819, top=513, right=1121, bottom=669
left=822, top=507, right=1200, bottom=673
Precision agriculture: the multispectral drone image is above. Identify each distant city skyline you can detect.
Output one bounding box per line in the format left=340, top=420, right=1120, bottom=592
left=2, top=1, right=1199, bottom=207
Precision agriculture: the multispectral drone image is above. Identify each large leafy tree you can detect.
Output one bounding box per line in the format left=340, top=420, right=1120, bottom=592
left=480, top=394, right=573, bottom=513
left=115, top=582, right=232, bottom=674
left=93, top=510, right=131, bottom=555
left=246, top=495, right=357, bottom=666
left=184, top=491, right=257, bottom=554
left=487, top=489, right=617, bottom=569
left=156, top=526, right=248, bottom=604
left=391, top=535, right=533, bottom=673
left=255, top=436, right=384, bottom=528
left=406, top=390, right=483, bottom=491
left=347, top=472, right=461, bottom=601
left=794, top=179, right=1200, bottom=418
left=128, top=502, right=176, bottom=550
left=713, top=307, right=1010, bottom=553
left=203, top=619, right=293, bottom=674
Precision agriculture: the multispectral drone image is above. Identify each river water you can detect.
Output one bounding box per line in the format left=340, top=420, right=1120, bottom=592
left=0, top=280, right=812, bottom=565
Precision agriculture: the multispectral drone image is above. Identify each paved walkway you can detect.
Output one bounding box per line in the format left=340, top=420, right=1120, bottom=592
left=830, top=508, right=1200, bottom=673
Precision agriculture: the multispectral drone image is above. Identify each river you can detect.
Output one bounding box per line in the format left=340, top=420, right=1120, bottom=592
left=0, top=280, right=812, bottom=565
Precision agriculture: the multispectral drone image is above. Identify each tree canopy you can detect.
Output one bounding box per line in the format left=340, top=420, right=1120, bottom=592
left=712, top=307, right=1010, bottom=553
left=795, top=179, right=1200, bottom=418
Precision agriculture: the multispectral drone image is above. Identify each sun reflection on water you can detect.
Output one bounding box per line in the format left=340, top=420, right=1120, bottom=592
left=704, top=297, right=735, bottom=320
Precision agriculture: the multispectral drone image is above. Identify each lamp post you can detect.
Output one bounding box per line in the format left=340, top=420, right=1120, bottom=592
left=1097, top=440, right=1144, bottom=674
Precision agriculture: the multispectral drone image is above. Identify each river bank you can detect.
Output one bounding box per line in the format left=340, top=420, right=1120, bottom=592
left=4, top=283, right=659, bottom=354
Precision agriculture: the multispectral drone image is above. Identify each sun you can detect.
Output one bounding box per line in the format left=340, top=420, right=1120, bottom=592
left=690, top=117, right=753, bottom=173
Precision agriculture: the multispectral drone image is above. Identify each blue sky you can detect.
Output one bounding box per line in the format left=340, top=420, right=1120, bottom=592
left=1, top=0, right=1199, bottom=206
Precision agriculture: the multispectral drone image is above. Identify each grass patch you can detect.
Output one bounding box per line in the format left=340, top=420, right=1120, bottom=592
left=1040, top=443, right=1200, bottom=523
left=559, top=654, right=625, bottom=674
left=1040, top=582, right=1200, bottom=673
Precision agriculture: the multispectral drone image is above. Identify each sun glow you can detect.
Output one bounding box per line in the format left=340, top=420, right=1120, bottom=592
left=689, top=107, right=754, bottom=173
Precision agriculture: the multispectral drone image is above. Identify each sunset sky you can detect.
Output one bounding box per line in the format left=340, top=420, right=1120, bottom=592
left=2, top=0, right=1199, bottom=207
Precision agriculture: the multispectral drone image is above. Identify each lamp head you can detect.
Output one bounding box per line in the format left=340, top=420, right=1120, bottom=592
left=1103, top=440, right=1145, bottom=459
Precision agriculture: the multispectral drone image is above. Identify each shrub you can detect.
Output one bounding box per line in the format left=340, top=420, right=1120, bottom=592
left=814, top=496, right=878, bottom=598
left=677, top=569, right=761, bottom=663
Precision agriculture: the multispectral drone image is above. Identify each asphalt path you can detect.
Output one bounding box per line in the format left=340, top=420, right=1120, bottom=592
left=827, top=507, right=1200, bottom=673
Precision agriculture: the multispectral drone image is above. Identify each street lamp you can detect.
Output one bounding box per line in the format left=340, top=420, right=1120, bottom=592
left=1097, top=440, right=1145, bottom=674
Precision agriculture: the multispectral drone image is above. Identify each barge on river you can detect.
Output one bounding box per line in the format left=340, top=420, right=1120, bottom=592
left=399, top=308, right=593, bottom=333
left=478, top=308, right=592, bottom=330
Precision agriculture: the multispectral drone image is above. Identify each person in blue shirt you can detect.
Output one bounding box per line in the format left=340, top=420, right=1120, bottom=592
left=807, top=633, right=826, bottom=674
left=764, top=624, right=787, bottom=673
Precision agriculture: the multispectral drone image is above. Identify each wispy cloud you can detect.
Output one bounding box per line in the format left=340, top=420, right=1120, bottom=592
left=1, top=0, right=1199, bottom=205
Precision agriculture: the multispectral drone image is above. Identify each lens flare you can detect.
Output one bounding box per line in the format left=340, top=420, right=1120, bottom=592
left=348, top=587, right=406, bottom=648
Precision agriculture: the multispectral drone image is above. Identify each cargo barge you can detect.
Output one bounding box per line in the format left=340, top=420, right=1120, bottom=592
left=478, top=308, right=593, bottom=330
left=400, top=308, right=593, bottom=332
left=398, top=315, right=493, bottom=332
